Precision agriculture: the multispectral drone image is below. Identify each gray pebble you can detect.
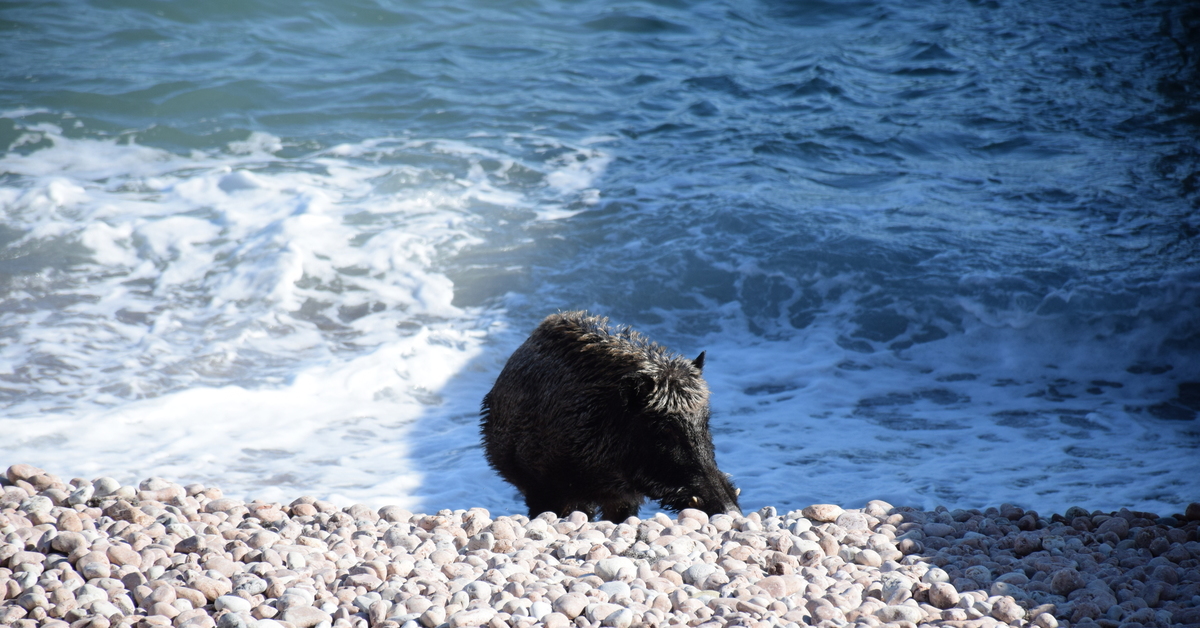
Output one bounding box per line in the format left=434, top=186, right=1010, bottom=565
left=216, top=612, right=252, bottom=628
left=876, top=604, right=923, bottom=623
left=924, top=522, right=956, bottom=537
left=929, top=582, right=960, bottom=609
left=18, top=496, right=52, bottom=514
left=1050, top=567, right=1086, bottom=595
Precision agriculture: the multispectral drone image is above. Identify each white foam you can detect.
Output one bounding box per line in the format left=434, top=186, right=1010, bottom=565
left=0, top=122, right=609, bottom=507
left=3, top=325, right=487, bottom=509
left=686, top=298, right=1200, bottom=516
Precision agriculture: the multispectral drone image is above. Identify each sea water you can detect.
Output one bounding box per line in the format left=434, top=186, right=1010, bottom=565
left=1, top=0, right=1197, bottom=516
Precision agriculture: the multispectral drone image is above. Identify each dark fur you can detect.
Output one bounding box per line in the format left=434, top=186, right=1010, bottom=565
left=480, top=311, right=740, bottom=521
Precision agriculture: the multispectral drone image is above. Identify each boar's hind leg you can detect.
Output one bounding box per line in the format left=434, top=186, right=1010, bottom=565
left=524, top=490, right=596, bottom=520
left=601, top=499, right=641, bottom=523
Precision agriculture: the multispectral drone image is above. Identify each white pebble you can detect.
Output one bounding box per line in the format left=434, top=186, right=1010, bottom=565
left=67, top=483, right=94, bottom=506
left=921, top=567, right=950, bottom=583
left=216, top=595, right=253, bottom=614
left=595, top=557, right=636, bottom=582
left=92, top=477, right=121, bottom=497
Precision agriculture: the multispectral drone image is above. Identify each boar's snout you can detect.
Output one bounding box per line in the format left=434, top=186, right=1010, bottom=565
left=697, top=496, right=741, bottom=517
left=678, top=472, right=741, bottom=517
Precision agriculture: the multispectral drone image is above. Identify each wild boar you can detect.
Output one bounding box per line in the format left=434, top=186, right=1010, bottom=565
left=480, top=310, right=740, bottom=521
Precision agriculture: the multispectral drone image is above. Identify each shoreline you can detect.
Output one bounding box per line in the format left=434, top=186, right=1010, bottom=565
left=1, top=464, right=1197, bottom=628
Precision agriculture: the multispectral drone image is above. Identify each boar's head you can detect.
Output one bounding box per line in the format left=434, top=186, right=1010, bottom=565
left=627, top=350, right=741, bottom=516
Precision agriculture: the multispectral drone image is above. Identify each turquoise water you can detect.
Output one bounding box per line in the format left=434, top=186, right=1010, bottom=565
left=1, top=0, right=1197, bottom=514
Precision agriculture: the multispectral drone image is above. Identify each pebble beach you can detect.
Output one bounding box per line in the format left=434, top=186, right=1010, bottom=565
left=1, top=464, right=1197, bottom=628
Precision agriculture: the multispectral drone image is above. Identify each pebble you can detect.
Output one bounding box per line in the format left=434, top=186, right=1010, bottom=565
left=930, top=581, right=961, bottom=608
left=802, top=503, right=844, bottom=522
left=1, top=465, right=1198, bottom=628
left=419, top=604, right=446, bottom=628
left=1050, top=567, right=1085, bottom=595
left=281, top=606, right=332, bottom=628
left=595, top=556, right=636, bottom=582
left=875, top=603, right=923, bottom=623
left=448, top=607, right=495, bottom=627
left=214, top=595, right=252, bottom=613
left=992, top=596, right=1024, bottom=623
left=552, top=592, right=588, bottom=619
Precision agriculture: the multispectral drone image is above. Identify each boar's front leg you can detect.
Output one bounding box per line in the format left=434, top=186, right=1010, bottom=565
left=524, top=489, right=562, bottom=519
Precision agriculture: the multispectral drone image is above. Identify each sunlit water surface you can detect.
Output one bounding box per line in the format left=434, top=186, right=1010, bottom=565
left=1, top=0, right=1197, bottom=515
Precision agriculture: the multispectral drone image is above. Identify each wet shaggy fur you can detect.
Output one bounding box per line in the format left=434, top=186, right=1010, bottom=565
left=480, top=311, right=740, bottom=521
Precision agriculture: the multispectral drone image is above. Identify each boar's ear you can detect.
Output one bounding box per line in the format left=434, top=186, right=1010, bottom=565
left=693, top=351, right=706, bottom=372
left=620, top=372, right=655, bottom=406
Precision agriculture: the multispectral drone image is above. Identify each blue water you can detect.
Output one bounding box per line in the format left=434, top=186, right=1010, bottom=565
left=1, top=0, right=1197, bottom=516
